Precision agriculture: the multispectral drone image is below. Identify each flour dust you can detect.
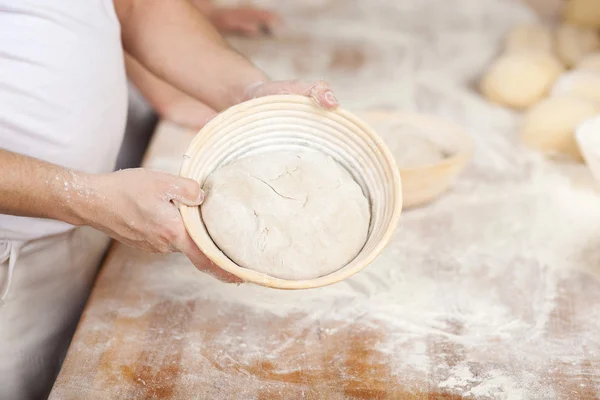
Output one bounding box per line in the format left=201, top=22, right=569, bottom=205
left=113, top=0, right=600, bottom=398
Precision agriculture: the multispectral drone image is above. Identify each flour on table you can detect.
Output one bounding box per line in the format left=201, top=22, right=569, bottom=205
left=85, top=0, right=600, bottom=398
left=201, top=150, right=370, bottom=280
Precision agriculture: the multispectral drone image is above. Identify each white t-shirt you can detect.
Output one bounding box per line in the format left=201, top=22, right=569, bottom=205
left=0, top=0, right=128, bottom=241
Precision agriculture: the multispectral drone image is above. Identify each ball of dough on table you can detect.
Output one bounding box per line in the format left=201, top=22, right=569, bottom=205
left=380, top=130, right=445, bottom=169
left=551, top=69, right=600, bottom=104
left=504, top=24, right=554, bottom=53
left=555, top=24, right=600, bottom=68
left=480, top=52, right=564, bottom=109
left=201, top=150, right=371, bottom=280
left=577, top=52, right=600, bottom=73
left=563, top=0, right=600, bottom=30
left=520, top=95, right=600, bottom=160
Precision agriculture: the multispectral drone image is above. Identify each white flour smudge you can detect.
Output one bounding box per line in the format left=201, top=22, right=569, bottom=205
left=80, top=0, right=600, bottom=398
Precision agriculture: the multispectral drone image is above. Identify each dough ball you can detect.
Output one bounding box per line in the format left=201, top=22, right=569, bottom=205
left=480, top=52, right=564, bottom=109
left=380, top=129, right=445, bottom=169
left=551, top=70, right=600, bottom=104
left=563, top=0, right=600, bottom=30
left=555, top=24, right=600, bottom=68
left=520, top=95, right=600, bottom=160
left=504, top=24, right=554, bottom=53
left=201, top=150, right=371, bottom=280
left=577, top=52, right=600, bottom=73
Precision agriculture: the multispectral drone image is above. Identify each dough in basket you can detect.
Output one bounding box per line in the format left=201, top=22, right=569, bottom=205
left=201, top=150, right=370, bottom=280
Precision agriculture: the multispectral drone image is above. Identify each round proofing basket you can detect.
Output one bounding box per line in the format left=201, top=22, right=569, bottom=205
left=179, top=95, right=402, bottom=290
left=357, top=111, right=474, bottom=208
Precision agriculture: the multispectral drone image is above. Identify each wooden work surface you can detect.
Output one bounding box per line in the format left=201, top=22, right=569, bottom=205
left=50, top=0, right=600, bottom=399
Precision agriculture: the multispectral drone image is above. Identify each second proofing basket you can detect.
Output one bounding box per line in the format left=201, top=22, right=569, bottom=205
left=179, top=95, right=402, bottom=289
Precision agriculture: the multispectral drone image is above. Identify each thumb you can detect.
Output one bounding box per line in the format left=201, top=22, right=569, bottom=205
left=167, top=176, right=205, bottom=206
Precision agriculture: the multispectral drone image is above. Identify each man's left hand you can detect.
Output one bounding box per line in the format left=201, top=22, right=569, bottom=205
left=241, top=80, right=340, bottom=110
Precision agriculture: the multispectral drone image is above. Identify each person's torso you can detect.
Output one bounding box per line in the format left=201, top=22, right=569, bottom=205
left=0, top=0, right=128, bottom=241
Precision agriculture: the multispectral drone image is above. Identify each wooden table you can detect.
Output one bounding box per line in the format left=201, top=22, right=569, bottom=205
left=50, top=0, right=600, bottom=399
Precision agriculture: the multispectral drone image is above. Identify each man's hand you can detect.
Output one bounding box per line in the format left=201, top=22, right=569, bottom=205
left=84, top=169, right=241, bottom=283
left=0, top=149, right=240, bottom=283
left=241, top=80, right=339, bottom=110
left=116, top=0, right=267, bottom=111
left=119, top=0, right=339, bottom=127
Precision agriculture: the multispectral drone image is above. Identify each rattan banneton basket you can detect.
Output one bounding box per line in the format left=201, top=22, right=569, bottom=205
left=179, top=95, right=402, bottom=289
left=358, top=111, right=474, bottom=208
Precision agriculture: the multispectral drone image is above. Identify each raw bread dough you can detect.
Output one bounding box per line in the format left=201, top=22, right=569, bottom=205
left=520, top=95, right=599, bottom=160
left=577, top=52, right=600, bottom=73
left=555, top=24, right=600, bottom=68
left=480, top=52, right=564, bottom=109
left=381, top=128, right=445, bottom=168
left=201, top=150, right=371, bottom=280
left=504, top=24, right=553, bottom=53
left=551, top=70, right=600, bottom=104
left=563, top=0, right=600, bottom=30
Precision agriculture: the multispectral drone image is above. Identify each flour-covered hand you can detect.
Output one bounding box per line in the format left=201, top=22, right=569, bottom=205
left=76, top=168, right=241, bottom=283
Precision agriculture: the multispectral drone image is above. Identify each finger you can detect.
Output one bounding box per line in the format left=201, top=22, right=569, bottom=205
left=166, top=177, right=205, bottom=206
left=303, top=81, right=339, bottom=110
left=249, top=80, right=339, bottom=110
left=178, top=231, right=243, bottom=284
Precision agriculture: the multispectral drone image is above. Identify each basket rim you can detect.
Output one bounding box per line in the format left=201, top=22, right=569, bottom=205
left=178, top=95, right=403, bottom=290
left=356, top=110, right=475, bottom=172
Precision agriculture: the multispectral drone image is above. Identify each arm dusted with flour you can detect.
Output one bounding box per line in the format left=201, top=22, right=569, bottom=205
left=0, top=0, right=338, bottom=285
left=0, top=149, right=83, bottom=225
left=0, top=148, right=240, bottom=282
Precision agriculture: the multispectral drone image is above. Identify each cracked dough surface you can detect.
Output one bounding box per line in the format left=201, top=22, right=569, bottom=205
left=201, top=150, right=371, bottom=280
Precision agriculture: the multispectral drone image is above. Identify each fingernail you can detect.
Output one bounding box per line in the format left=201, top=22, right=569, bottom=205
left=197, top=189, right=205, bottom=204
left=324, top=90, right=338, bottom=105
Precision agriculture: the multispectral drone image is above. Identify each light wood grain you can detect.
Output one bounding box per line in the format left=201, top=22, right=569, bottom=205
left=49, top=1, right=600, bottom=399
left=49, top=122, right=600, bottom=400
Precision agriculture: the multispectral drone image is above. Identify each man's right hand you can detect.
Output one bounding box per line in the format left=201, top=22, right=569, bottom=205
left=0, top=144, right=238, bottom=284
left=80, top=168, right=241, bottom=283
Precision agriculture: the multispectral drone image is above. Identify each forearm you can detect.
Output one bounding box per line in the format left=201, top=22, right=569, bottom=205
left=125, top=52, right=217, bottom=128
left=189, top=0, right=213, bottom=15
left=116, top=0, right=268, bottom=111
left=0, top=149, right=87, bottom=225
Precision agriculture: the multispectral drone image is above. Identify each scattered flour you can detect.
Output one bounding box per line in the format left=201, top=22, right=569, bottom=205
left=70, top=0, right=600, bottom=398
